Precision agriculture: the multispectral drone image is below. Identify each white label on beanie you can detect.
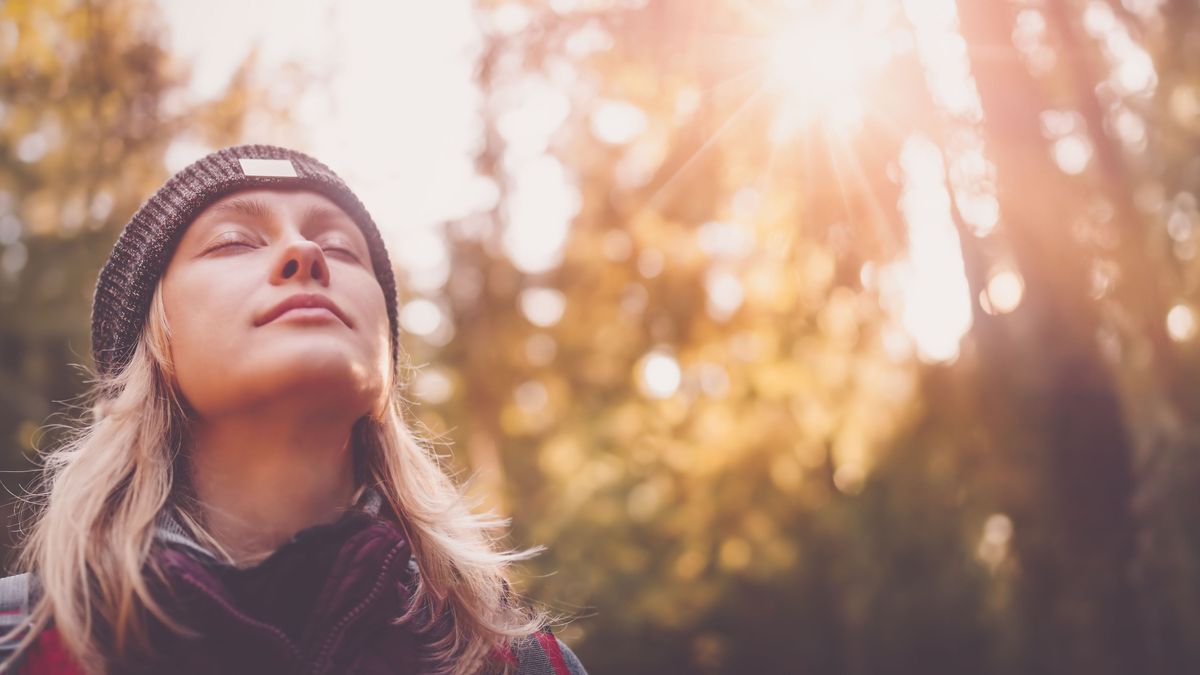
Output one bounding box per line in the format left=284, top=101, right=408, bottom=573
left=238, top=158, right=298, bottom=177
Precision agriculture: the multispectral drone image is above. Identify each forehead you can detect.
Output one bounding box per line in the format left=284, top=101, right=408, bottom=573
left=193, top=188, right=352, bottom=225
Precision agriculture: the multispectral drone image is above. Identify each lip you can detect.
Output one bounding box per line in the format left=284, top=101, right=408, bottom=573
left=256, top=293, right=353, bottom=328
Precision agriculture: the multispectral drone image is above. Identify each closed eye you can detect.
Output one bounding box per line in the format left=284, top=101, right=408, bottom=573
left=326, top=248, right=361, bottom=262
left=201, top=232, right=363, bottom=262
left=203, top=233, right=256, bottom=254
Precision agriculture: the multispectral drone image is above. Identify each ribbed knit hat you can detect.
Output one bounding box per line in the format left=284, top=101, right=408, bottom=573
left=91, top=144, right=399, bottom=378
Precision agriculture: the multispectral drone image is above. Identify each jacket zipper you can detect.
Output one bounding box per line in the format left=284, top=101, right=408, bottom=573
left=309, top=541, right=408, bottom=675
left=178, top=571, right=306, bottom=669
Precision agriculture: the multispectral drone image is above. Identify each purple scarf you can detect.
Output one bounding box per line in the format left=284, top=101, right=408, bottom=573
left=124, top=489, right=435, bottom=674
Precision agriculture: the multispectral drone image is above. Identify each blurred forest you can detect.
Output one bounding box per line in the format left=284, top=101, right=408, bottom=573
left=3, top=0, right=1200, bottom=673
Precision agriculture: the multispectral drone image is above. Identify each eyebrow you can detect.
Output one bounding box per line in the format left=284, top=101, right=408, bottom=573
left=206, top=197, right=354, bottom=230
left=207, top=196, right=273, bottom=221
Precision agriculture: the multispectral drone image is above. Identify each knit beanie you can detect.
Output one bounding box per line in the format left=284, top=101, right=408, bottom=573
left=91, top=144, right=400, bottom=379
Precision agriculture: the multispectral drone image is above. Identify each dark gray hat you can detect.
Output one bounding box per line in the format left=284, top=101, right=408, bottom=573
left=91, top=144, right=399, bottom=378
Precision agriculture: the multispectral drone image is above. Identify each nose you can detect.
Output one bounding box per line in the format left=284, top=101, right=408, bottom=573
left=270, top=238, right=330, bottom=287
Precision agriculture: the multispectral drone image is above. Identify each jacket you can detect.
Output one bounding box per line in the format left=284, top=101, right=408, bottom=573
left=0, top=488, right=586, bottom=675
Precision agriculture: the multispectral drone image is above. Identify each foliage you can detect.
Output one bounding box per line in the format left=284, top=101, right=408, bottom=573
left=423, top=1, right=1200, bottom=673
left=0, top=0, right=302, bottom=550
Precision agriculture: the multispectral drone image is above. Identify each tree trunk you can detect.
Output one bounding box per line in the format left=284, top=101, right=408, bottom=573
left=955, top=1, right=1147, bottom=673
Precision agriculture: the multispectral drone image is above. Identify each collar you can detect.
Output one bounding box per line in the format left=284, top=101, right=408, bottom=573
left=152, top=486, right=385, bottom=564
left=140, top=486, right=419, bottom=672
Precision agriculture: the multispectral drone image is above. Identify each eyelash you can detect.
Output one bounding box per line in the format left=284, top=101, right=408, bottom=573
left=205, top=235, right=360, bottom=261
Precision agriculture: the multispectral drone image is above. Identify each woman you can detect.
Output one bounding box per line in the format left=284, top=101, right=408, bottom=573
left=0, top=145, right=586, bottom=675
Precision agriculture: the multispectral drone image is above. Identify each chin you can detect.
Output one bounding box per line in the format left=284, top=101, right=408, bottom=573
left=182, top=349, right=386, bottom=418
left=268, top=354, right=383, bottom=398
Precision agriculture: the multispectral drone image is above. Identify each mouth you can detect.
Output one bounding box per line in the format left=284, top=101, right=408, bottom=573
left=256, top=293, right=353, bottom=328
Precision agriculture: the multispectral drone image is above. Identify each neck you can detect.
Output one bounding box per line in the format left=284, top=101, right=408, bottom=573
left=186, top=405, right=361, bottom=567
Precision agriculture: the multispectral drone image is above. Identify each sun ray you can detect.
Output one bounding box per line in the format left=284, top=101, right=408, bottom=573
left=798, top=117, right=821, bottom=237
left=645, top=86, right=768, bottom=211
left=833, top=136, right=906, bottom=257
left=696, top=62, right=770, bottom=97
left=756, top=118, right=788, bottom=213
left=821, top=131, right=860, bottom=235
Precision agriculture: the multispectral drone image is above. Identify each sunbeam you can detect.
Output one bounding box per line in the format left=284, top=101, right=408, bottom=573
left=645, top=87, right=768, bottom=210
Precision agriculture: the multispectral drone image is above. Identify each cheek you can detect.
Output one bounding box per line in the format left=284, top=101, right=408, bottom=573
left=345, top=276, right=393, bottom=381
left=363, top=287, right=393, bottom=366
left=161, top=270, right=248, bottom=390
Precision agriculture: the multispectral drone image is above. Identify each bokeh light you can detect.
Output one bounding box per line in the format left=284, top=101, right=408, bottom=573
left=1167, top=304, right=1197, bottom=342
left=984, top=267, right=1026, bottom=315
left=637, top=350, right=682, bottom=399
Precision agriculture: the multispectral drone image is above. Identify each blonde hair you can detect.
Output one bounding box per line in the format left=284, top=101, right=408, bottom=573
left=0, top=282, right=544, bottom=674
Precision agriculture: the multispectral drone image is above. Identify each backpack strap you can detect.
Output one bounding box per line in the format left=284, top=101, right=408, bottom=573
left=511, top=629, right=588, bottom=675
left=0, top=574, right=32, bottom=625
left=0, top=572, right=36, bottom=668
left=0, top=575, right=88, bottom=675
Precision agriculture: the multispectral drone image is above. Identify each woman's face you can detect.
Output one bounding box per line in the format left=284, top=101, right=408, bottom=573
left=161, top=188, right=391, bottom=420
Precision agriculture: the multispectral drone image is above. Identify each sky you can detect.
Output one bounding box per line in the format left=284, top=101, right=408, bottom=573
left=157, top=0, right=482, bottom=288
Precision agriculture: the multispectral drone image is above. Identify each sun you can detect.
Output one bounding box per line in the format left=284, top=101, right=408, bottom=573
left=752, top=1, right=982, bottom=363
left=763, top=7, right=892, bottom=134
left=769, top=20, right=868, bottom=105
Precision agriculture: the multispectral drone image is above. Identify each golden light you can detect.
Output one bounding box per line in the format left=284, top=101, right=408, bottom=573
left=1053, top=134, right=1094, bottom=175
left=519, top=287, right=568, bottom=327
left=886, top=135, right=974, bottom=364
left=400, top=299, right=454, bottom=346
left=832, top=463, right=866, bottom=495
left=983, top=267, right=1025, bottom=315
left=765, top=6, right=892, bottom=134
left=759, top=1, right=984, bottom=364
left=412, top=367, right=455, bottom=405
left=637, top=350, right=682, bottom=400
left=718, top=537, right=753, bottom=571
left=1167, top=304, right=1197, bottom=342
left=514, top=380, right=550, bottom=413
left=976, top=513, right=1014, bottom=572
left=770, top=20, right=863, bottom=99
left=705, top=269, right=745, bottom=321
left=591, top=99, right=648, bottom=145
left=400, top=299, right=443, bottom=337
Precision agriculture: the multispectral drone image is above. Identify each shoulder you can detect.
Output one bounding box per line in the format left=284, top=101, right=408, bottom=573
left=0, top=572, right=37, bottom=665
left=401, top=562, right=584, bottom=674
left=0, top=573, right=35, bottom=613
left=0, top=573, right=37, bottom=635
left=510, top=630, right=588, bottom=675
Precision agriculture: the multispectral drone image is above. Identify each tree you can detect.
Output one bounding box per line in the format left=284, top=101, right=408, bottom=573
left=0, top=0, right=304, bottom=552
left=423, top=0, right=1195, bottom=672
